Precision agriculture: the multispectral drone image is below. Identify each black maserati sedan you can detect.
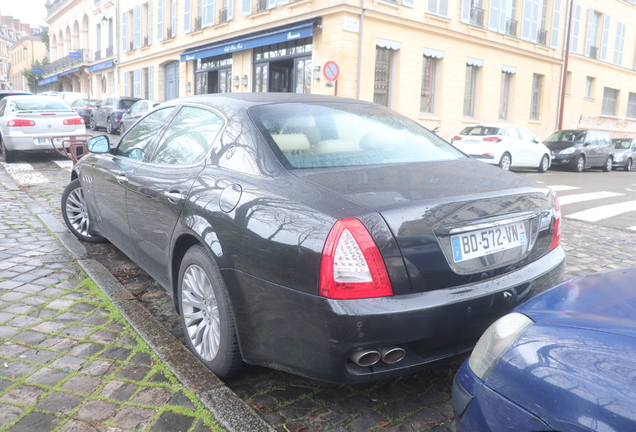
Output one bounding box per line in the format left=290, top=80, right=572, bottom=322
left=61, top=94, right=565, bottom=384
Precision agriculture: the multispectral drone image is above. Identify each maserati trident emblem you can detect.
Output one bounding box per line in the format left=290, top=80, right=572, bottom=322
left=47, top=122, right=52, bottom=127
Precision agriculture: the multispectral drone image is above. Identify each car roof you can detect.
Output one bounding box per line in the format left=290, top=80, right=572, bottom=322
left=157, top=93, right=374, bottom=110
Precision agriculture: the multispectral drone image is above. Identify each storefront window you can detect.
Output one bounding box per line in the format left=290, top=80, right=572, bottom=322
left=195, top=53, right=233, bottom=95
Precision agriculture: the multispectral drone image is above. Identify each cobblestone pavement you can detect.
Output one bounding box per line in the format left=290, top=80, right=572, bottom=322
left=5, top=153, right=636, bottom=432
left=0, top=167, right=221, bottom=431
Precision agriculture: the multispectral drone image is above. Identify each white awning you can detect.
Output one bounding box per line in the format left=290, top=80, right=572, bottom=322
left=466, top=57, right=484, bottom=67
left=376, top=38, right=401, bottom=50
left=423, top=48, right=444, bottom=58
left=502, top=65, right=517, bottom=74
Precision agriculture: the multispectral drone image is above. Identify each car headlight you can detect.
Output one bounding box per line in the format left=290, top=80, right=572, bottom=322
left=560, top=147, right=576, bottom=155
left=468, top=312, right=534, bottom=381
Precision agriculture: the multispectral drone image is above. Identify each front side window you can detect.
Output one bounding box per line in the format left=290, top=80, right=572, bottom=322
left=117, top=107, right=174, bottom=160
left=250, top=102, right=466, bottom=170
left=530, top=73, right=543, bottom=120
left=421, top=55, right=438, bottom=114
left=150, top=106, right=223, bottom=165
left=601, top=87, right=619, bottom=116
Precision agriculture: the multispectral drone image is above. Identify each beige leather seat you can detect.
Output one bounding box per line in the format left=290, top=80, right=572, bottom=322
left=313, top=139, right=359, bottom=154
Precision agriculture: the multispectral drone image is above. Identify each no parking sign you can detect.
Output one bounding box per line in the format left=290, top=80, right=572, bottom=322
left=322, top=60, right=340, bottom=82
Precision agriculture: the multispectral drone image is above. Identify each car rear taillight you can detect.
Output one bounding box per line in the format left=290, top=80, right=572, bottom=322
left=7, top=119, right=35, bottom=127
left=83, top=106, right=93, bottom=110
left=483, top=136, right=503, bottom=142
left=550, top=193, right=561, bottom=250
left=452, top=136, right=462, bottom=142
left=319, top=218, right=393, bottom=300
left=64, top=118, right=84, bottom=125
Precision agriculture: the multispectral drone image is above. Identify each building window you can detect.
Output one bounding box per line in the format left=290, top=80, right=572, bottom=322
left=374, top=46, right=395, bottom=107
left=530, top=73, right=543, bottom=120
left=585, top=76, right=595, bottom=99
left=584, top=9, right=601, bottom=59
left=520, top=0, right=545, bottom=43
left=462, top=0, right=485, bottom=27
left=601, top=87, right=619, bottom=116
left=613, top=21, right=626, bottom=66
left=420, top=55, right=438, bottom=114
left=627, top=93, right=636, bottom=119
left=196, top=54, right=233, bottom=94
left=499, top=71, right=513, bottom=121
left=427, top=0, right=449, bottom=15
left=463, top=63, right=480, bottom=118
left=569, top=2, right=582, bottom=53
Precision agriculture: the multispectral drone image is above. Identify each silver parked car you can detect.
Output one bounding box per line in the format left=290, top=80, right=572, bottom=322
left=119, top=100, right=160, bottom=134
left=612, top=138, right=636, bottom=171
left=0, top=96, right=87, bottom=163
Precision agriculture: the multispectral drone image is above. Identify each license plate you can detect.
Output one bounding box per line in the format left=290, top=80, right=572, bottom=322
left=451, top=222, right=527, bottom=263
left=36, top=138, right=64, bottom=145
left=465, top=140, right=480, bottom=145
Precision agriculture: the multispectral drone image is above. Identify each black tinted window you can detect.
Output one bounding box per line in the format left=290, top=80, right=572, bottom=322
left=117, top=107, right=174, bottom=160
left=118, top=99, right=138, bottom=108
left=460, top=126, right=501, bottom=136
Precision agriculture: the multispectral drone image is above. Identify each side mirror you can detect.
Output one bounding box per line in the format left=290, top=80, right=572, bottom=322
left=87, top=135, right=110, bottom=153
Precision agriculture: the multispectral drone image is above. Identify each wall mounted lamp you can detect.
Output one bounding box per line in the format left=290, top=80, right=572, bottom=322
left=241, top=75, right=248, bottom=86
left=185, top=82, right=191, bottom=92
left=313, top=65, right=321, bottom=80
left=233, top=76, right=239, bottom=87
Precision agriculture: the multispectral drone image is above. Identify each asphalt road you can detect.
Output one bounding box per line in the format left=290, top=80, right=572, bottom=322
left=3, top=150, right=636, bottom=431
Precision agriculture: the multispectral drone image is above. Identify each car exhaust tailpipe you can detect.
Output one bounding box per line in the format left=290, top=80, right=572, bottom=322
left=349, top=349, right=381, bottom=367
left=381, top=346, right=405, bottom=364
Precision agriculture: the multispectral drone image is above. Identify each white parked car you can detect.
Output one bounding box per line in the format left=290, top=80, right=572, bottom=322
left=0, top=96, right=86, bottom=163
left=451, top=124, right=551, bottom=172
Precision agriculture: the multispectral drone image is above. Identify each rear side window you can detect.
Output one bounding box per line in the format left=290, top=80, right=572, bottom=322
left=250, top=102, right=465, bottom=169
left=119, top=99, right=138, bottom=108
left=460, top=126, right=501, bottom=136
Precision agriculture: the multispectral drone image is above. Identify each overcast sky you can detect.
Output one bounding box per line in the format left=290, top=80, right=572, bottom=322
left=1, top=2, right=48, bottom=29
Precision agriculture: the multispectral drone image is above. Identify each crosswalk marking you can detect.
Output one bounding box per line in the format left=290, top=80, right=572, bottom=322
left=558, top=191, right=623, bottom=206
left=52, top=160, right=74, bottom=171
left=548, top=185, right=582, bottom=192
left=567, top=200, right=636, bottom=222
left=629, top=226, right=636, bottom=231
left=0, top=162, right=49, bottom=185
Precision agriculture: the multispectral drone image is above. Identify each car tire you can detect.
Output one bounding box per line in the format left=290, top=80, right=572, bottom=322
left=538, top=154, right=549, bottom=173
left=178, top=244, right=243, bottom=380
left=106, top=118, right=114, bottom=135
left=61, top=179, right=107, bottom=243
left=574, top=155, right=585, bottom=173
left=499, top=153, right=512, bottom=170
left=1, top=137, right=16, bottom=163
left=603, top=156, right=612, bottom=172
left=90, top=116, right=97, bottom=131
left=119, top=122, right=125, bottom=135
left=625, top=158, right=633, bottom=172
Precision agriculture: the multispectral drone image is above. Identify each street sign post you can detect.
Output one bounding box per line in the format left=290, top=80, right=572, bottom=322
left=322, top=60, right=340, bottom=82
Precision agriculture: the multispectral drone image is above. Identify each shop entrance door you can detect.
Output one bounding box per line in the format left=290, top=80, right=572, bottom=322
left=270, top=61, right=293, bottom=92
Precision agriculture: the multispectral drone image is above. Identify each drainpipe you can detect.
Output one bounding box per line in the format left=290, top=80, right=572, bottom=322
left=356, top=0, right=365, bottom=99
left=558, top=0, right=574, bottom=131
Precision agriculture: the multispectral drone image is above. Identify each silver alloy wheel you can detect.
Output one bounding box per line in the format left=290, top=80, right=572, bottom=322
left=181, top=264, right=221, bottom=361
left=576, top=155, right=585, bottom=172
left=604, top=157, right=613, bottom=172
left=65, top=186, right=91, bottom=237
left=539, top=155, right=549, bottom=173
left=627, top=159, right=633, bottom=171
left=500, top=154, right=511, bottom=170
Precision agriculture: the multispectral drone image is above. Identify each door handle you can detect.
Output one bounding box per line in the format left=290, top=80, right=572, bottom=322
left=116, top=175, right=128, bottom=185
left=165, top=191, right=183, bottom=204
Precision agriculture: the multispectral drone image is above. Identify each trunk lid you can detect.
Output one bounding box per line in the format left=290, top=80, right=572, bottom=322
left=297, top=158, right=556, bottom=293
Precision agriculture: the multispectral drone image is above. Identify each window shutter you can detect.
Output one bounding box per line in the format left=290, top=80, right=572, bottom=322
left=520, top=0, right=533, bottom=40
left=133, top=6, right=141, bottom=49
left=228, top=0, right=234, bottom=19
left=550, top=0, right=561, bottom=48
left=584, top=8, right=594, bottom=57
left=613, top=21, right=626, bottom=66
left=267, top=0, right=276, bottom=10
left=278, top=0, right=289, bottom=5
left=171, top=0, right=176, bottom=35
left=122, top=12, right=128, bottom=52
left=147, top=3, right=152, bottom=45
left=570, top=2, right=581, bottom=53
left=403, top=0, right=413, bottom=6
left=148, top=66, right=154, bottom=101
left=242, top=0, right=252, bottom=16
left=460, top=0, right=470, bottom=23
left=439, top=0, right=449, bottom=16
left=204, top=0, right=215, bottom=27
left=158, top=0, right=164, bottom=41
left=184, top=0, right=192, bottom=32
left=124, top=72, right=129, bottom=96
left=530, top=0, right=542, bottom=42
left=489, top=0, right=501, bottom=31
left=498, top=0, right=509, bottom=33
left=134, top=69, right=142, bottom=97
left=599, top=15, right=610, bottom=61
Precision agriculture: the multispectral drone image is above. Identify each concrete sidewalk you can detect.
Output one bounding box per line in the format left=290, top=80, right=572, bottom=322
left=0, top=167, right=272, bottom=431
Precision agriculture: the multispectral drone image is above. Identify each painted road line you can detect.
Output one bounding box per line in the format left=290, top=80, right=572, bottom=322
left=548, top=185, right=581, bottom=192
left=567, top=200, right=636, bottom=222
left=558, top=191, right=623, bottom=206
left=0, top=162, right=49, bottom=185
left=629, top=226, right=636, bottom=231
left=52, top=160, right=74, bottom=171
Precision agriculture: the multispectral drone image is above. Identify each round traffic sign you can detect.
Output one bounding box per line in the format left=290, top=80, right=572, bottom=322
left=322, top=60, right=340, bottom=82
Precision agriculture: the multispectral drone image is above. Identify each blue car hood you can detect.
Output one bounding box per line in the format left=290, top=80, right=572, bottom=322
left=516, top=267, right=636, bottom=338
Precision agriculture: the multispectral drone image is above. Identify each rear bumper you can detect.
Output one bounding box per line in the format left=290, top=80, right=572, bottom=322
left=225, top=246, right=566, bottom=383
left=453, top=362, right=553, bottom=431
left=3, top=130, right=87, bottom=152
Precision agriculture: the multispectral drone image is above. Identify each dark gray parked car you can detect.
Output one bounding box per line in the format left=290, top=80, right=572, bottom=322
left=544, top=129, right=614, bottom=172
left=89, top=96, right=141, bottom=134
left=612, top=138, right=636, bottom=171
left=119, top=99, right=160, bottom=134
left=61, top=94, right=565, bottom=383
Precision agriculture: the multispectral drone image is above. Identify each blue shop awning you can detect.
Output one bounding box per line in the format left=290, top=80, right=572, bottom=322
left=38, top=75, right=59, bottom=86
left=180, top=21, right=315, bottom=62
left=60, top=68, right=80, bottom=76
left=88, top=60, right=114, bottom=73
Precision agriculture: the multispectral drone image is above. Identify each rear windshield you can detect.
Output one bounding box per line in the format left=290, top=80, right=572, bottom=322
left=460, top=126, right=501, bottom=136
left=118, top=99, right=138, bottom=108
left=12, top=99, right=72, bottom=112
left=545, top=130, right=586, bottom=143
left=614, top=139, right=633, bottom=149
left=249, top=102, right=465, bottom=169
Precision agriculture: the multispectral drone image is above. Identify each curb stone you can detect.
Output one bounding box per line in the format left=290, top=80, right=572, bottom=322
left=7, top=169, right=275, bottom=432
